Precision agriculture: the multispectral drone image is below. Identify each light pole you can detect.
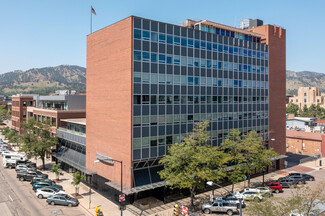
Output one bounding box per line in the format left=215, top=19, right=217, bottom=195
left=95, top=158, right=123, bottom=216
left=207, top=181, right=243, bottom=216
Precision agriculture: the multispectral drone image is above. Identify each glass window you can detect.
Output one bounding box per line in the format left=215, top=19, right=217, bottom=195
left=207, top=59, right=211, bottom=68
left=188, top=38, right=193, bottom=47
left=174, top=55, right=180, bottom=65
left=166, top=115, right=173, bottom=124
left=142, top=73, right=149, bottom=83
left=195, top=40, right=200, bottom=49
left=223, top=45, right=228, bottom=53
left=188, top=57, right=193, bottom=67
left=151, top=32, right=158, bottom=42
left=213, top=43, right=217, bottom=51
left=134, top=95, right=141, bottom=104
left=159, top=54, right=165, bottom=63
left=134, top=72, right=141, bottom=83
left=201, top=41, right=206, bottom=50
left=151, top=73, right=158, bottom=84
left=159, top=136, right=165, bottom=145
left=143, top=30, right=150, bottom=40
left=159, top=95, right=166, bottom=104
left=150, top=138, right=157, bottom=147
left=174, top=96, right=180, bottom=104
left=218, top=44, right=223, bottom=52
left=159, top=33, right=166, bottom=43
left=207, top=42, right=212, bottom=51
left=142, top=95, right=149, bottom=104
left=174, top=36, right=180, bottom=45
left=166, top=54, right=172, bottom=64
left=167, top=74, right=173, bottom=84
left=195, top=77, right=199, bottom=86
left=167, top=35, right=173, bottom=44
left=181, top=56, right=187, bottom=66
left=174, top=114, right=180, bottom=123
left=134, top=51, right=141, bottom=61
left=151, top=95, right=157, bottom=104
left=188, top=76, right=193, bottom=85
left=181, top=37, right=187, bottom=47
left=134, top=29, right=141, bottom=39
left=200, top=77, right=206, bottom=85
left=151, top=53, right=157, bottom=63
left=194, top=58, right=200, bottom=67
left=174, top=75, right=180, bottom=85
left=142, top=116, right=149, bottom=124
left=159, top=74, right=165, bottom=84
left=181, top=75, right=187, bottom=85
left=142, top=51, right=149, bottom=62
left=201, top=59, right=206, bottom=68
left=142, top=137, right=149, bottom=147
left=151, top=116, right=157, bottom=125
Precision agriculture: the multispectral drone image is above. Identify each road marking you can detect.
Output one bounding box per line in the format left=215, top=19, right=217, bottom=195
left=8, top=195, right=13, bottom=202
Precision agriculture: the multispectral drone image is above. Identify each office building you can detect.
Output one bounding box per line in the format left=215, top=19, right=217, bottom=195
left=86, top=16, right=286, bottom=198
left=288, top=87, right=325, bottom=109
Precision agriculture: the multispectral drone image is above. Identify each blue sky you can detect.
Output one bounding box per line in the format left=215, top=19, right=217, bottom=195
left=0, top=0, right=324, bottom=74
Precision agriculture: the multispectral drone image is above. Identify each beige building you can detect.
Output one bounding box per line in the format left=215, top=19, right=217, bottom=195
left=289, top=87, right=325, bottom=109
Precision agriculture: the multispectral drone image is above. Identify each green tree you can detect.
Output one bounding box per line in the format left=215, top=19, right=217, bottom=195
left=254, top=146, right=278, bottom=185
left=20, top=119, right=57, bottom=169
left=51, top=163, right=61, bottom=180
left=71, top=171, right=85, bottom=194
left=286, top=103, right=299, bottom=115
left=158, top=121, right=230, bottom=207
left=0, top=105, right=9, bottom=124
left=221, top=129, right=245, bottom=192
left=300, top=105, right=309, bottom=117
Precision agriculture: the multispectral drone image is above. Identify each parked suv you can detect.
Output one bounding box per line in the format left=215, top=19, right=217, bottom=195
left=215, top=196, right=246, bottom=208
left=33, top=181, right=63, bottom=191
left=202, top=201, right=239, bottom=215
left=17, top=171, right=48, bottom=181
left=266, top=182, right=283, bottom=193
left=31, top=177, right=52, bottom=185
left=36, top=186, right=65, bottom=199
left=289, top=173, right=315, bottom=181
left=233, top=190, right=263, bottom=201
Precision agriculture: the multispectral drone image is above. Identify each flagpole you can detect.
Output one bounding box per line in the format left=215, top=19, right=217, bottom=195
left=90, top=6, right=92, bottom=34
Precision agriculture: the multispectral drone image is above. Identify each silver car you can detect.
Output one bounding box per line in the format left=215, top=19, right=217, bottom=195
left=202, top=201, right=239, bottom=215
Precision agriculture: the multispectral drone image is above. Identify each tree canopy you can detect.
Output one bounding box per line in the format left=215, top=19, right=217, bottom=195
left=158, top=121, right=230, bottom=206
left=20, top=118, right=57, bottom=169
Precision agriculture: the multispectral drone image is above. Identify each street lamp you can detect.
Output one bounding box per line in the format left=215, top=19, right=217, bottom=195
left=206, top=181, right=243, bottom=216
left=95, top=156, right=124, bottom=216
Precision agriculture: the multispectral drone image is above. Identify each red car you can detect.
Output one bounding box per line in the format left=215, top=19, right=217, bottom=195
left=266, top=182, right=283, bottom=193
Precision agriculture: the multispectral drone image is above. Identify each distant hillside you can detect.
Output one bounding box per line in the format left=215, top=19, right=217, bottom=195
left=0, top=65, right=86, bottom=96
left=286, top=70, right=325, bottom=94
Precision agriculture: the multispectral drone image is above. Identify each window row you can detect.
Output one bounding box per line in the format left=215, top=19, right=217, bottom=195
left=133, top=127, right=268, bottom=149
left=134, top=29, right=267, bottom=55
left=133, top=112, right=269, bottom=126
left=133, top=95, right=268, bottom=105
left=134, top=51, right=268, bottom=73
left=134, top=73, right=268, bottom=88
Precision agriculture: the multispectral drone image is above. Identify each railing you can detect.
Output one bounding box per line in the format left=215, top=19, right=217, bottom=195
left=57, top=127, right=86, bottom=145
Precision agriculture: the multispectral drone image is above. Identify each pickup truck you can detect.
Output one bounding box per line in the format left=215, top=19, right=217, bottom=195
left=202, top=201, right=239, bottom=215
left=17, top=170, right=48, bottom=181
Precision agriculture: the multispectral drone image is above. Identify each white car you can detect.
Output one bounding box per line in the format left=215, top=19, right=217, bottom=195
left=241, top=187, right=272, bottom=197
left=233, top=190, right=263, bottom=201
left=36, top=186, right=66, bottom=199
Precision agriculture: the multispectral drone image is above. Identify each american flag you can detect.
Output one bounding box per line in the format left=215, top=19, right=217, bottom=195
left=91, top=6, right=96, bottom=15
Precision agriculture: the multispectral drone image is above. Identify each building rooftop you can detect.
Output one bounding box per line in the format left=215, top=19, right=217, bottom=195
left=61, top=118, right=86, bottom=126
left=286, top=130, right=324, bottom=141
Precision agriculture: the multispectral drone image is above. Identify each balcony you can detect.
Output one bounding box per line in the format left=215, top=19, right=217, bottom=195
left=57, top=127, right=86, bottom=145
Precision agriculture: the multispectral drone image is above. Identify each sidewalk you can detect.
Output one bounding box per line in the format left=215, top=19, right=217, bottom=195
left=0, top=132, right=135, bottom=216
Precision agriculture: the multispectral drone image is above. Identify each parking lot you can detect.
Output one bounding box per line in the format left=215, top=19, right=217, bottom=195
left=0, top=155, right=89, bottom=216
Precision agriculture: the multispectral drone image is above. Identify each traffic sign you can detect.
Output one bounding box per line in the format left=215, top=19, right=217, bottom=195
left=119, top=194, right=125, bottom=202
left=181, top=206, right=188, bottom=215
left=243, top=175, right=247, bottom=180
left=57, top=169, right=61, bottom=173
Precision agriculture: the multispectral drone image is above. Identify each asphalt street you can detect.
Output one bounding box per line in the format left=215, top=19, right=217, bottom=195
left=0, top=157, right=88, bottom=216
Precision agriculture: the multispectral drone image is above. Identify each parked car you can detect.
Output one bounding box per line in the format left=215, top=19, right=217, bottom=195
left=202, top=201, right=239, bottom=215
left=277, top=178, right=300, bottom=188
left=15, top=164, right=36, bottom=172
left=4, top=161, right=16, bottom=169
left=215, top=196, right=246, bottom=208
left=239, top=187, right=272, bottom=197
left=233, top=190, right=263, bottom=201
left=289, top=173, right=315, bottom=181
left=16, top=161, right=36, bottom=168
left=30, top=177, right=52, bottom=185
left=36, top=186, right=65, bottom=199
left=46, top=194, right=79, bottom=207
left=17, top=170, right=48, bottom=181
left=33, top=181, right=63, bottom=191
left=288, top=176, right=306, bottom=185
left=266, top=182, right=283, bottom=193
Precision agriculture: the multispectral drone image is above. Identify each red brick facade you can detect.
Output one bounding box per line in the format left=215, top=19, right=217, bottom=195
left=11, top=95, right=34, bottom=133
left=250, top=25, right=287, bottom=159
left=86, top=17, right=133, bottom=188
left=286, top=130, right=325, bottom=157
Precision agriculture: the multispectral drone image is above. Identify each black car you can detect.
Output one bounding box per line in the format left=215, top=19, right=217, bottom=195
left=17, top=170, right=48, bottom=181
left=30, top=177, right=51, bottom=185
left=289, top=173, right=315, bottom=181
